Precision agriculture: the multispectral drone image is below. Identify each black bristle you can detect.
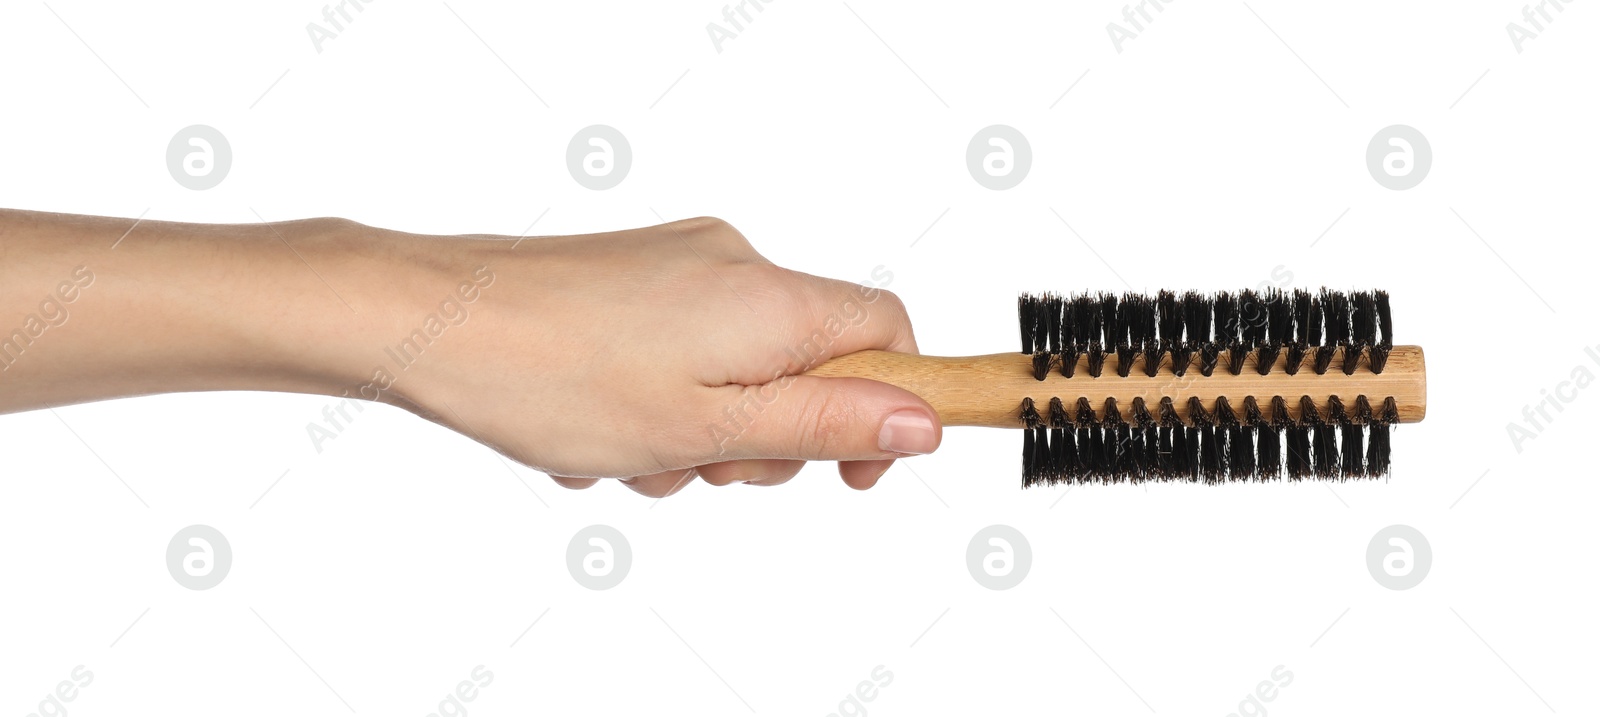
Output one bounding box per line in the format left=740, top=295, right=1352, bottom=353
left=1104, top=397, right=1124, bottom=425
left=1121, top=293, right=1156, bottom=378
left=1159, top=396, right=1181, bottom=427
left=1303, top=396, right=1337, bottom=479
left=1075, top=397, right=1099, bottom=477
left=1284, top=289, right=1311, bottom=376
left=1024, top=399, right=1050, bottom=483
left=1326, top=394, right=1349, bottom=426
left=1241, top=396, right=1263, bottom=427
left=1048, top=396, right=1070, bottom=428
left=1031, top=352, right=1052, bottom=380
left=1158, top=397, right=1183, bottom=479
left=1199, top=346, right=1221, bottom=377
left=1283, top=346, right=1306, bottom=375
left=1083, top=295, right=1106, bottom=378
left=1131, top=399, right=1156, bottom=481
left=1031, top=426, right=1053, bottom=484
left=1172, top=292, right=1207, bottom=377
left=1141, top=347, right=1163, bottom=377
left=1307, top=296, right=1328, bottom=375
left=1366, top=396, right=1397, bottom=477
left=1177, top=427, right=1198, bottom=481
left=1217, top=397, right=1251, bottom=481
left=1329, top=394, right=1364, bottom=477
left=1214, top=291, right=1247, bottom=375
left=1100, top=293, right=1121, bottom=352
left=1346, top=291, right=1376, bottom=375
left=1369, top=345, right=1390, bottom=374
left=1215, top=396, right=1238, bottom=427
left=1187, top=397, right=1221, bottom=483
left=1115, top=294, right=1139, bottom=378
left=1375, top=290, right=1393, bottom=348
left=1049, top=427, right=1069, bottom=484
left=1314, top=425, right=1338, bottom=478
left=1256, top=289, right=1290, bottom=375
left=1227, top=343, right=1248, bottom=375
left=1322, top=290, right=1351, bottom=345
left=1292, top=289, right=1313, bottom=346
left=1259, top=396, right=1286, bottom=480
left=1371, top=290, right=1393, bottom=373
left=1046, top=294, right=1064, bottom=354
left=1115, top=423, right=1136, bottom=482
left=1131, top=397, right=1154, bottom=427
left=1022, top=425, right=1036, bottom=486
left=1104, top=398, right=1126, bottom=480
left=1075, top=397, right=1096, bottom=427
left=1016, top=289, right=1399, bottom=487
left=1086, top=347, right=1105, bottom=379
left=1020, top=397, right=1041, bottom=428
left=1186, top=397, right=1213, bottom=426
left=1085, top=426, right=1106, bottom=480
left=1239, top=290, right=1267, bottom=350
left=1120, top=425, right=1145, bottom=480
left=1069, top=426, right=1088, bottom=480
left=1248, top=396, right=1273, bottom=480
left=1318, top=290, right=1350, bottom=376
left=1352, top=291, right=1377, bottom=347
left=1230, top=424, right=1254, bottom=480
left=1059, top=296, right=1079, bottom=377
left=1152, top=425, right=1164, bottom=480
left=1209, top=425, right=1230, bottom=483
left=1341, top=423, right=1364, bottom=478
left=1115, top=347, right=1138, bottom=377
left=1018, top=295, right=1037, bottom=354
left=1213, top=291, right=1239, bottom=344
left=1150, top=291, right=1178, bottom=377
left=1073, top=295, right=1098, bottom=374
left=1284, top=396, right=1312, bottom=480
left=1048, top=397, right=1073, bottom=482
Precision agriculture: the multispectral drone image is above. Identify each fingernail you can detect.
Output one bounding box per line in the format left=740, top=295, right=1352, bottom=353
left=878, top=410, right=937, bottom=455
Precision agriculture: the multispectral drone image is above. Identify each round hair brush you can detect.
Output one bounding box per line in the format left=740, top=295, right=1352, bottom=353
left=807, top=288, right=1424, bottom=486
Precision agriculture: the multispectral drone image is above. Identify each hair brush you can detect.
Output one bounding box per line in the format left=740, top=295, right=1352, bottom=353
left=807, top=288, right=1425, bottom=486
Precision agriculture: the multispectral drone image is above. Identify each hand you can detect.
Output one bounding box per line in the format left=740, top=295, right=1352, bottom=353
left=0, top=210, right=941, bottom=498
left=382, top=217, right=942, bottom=497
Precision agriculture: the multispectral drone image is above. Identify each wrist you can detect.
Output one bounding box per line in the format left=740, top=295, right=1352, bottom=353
left=308, top=222, right=506, bottom=411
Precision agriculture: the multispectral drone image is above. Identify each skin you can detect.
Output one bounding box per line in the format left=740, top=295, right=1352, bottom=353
left=0, top=209, right=942, bottom=497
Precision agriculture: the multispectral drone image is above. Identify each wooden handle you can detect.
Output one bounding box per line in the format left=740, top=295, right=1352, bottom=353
left=805, top=346, right=1426, bottom=428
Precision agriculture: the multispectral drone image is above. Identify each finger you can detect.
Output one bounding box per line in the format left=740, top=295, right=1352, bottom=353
left=713, top=376, right=942, bottom=462
left=794, top=278, right=920, bottom=357
left=548, top=475, right=600, bottom=490
left=619, top=468, right=697, bottom=498
left=743, top=472, right=800, bottom=487
left=839, top=459, right=894, bottom=490
left=697, top=459, right=805, bottom=487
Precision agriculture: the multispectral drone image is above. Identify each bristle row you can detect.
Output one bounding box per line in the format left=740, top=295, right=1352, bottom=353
left=1020, top=395, right=1396, bottom=487
left=1018, top=289, right=1395, bottom=376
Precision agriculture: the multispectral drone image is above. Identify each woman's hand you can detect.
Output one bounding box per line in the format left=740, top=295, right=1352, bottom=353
left=381, top=217, right=942, bottom=497
left=0, top=210, right=941, bottom=498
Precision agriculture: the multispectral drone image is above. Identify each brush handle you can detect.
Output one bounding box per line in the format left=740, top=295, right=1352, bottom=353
left=805, top=346, right=1426, bottom=427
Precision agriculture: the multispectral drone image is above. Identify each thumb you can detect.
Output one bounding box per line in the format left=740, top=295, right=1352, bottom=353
left=713, top=375, right=942, bottom=461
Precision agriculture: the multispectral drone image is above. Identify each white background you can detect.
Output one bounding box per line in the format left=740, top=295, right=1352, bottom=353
left=2, top=1, right=1596, bottom=715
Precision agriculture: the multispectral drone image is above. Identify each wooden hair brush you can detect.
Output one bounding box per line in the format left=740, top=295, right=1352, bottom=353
left=808, top=289, right=1425, bottom=486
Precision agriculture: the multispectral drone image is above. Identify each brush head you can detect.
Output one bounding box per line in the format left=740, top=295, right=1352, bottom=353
left=1016, top=288, right=1400, bottom=487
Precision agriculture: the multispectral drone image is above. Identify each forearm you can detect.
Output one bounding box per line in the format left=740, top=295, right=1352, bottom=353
left=0, top=209, right=443, bottom=413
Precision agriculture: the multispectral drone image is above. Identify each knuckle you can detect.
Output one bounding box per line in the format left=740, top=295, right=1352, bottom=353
left=676, top=216, right=750, bottom=249
left=800, top=389, right=857, bottom=459
left=870, top=288, right=908, bottom=319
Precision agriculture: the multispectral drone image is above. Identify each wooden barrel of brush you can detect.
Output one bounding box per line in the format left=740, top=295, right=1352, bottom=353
left=806, top=346, right=1425, bottom=427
